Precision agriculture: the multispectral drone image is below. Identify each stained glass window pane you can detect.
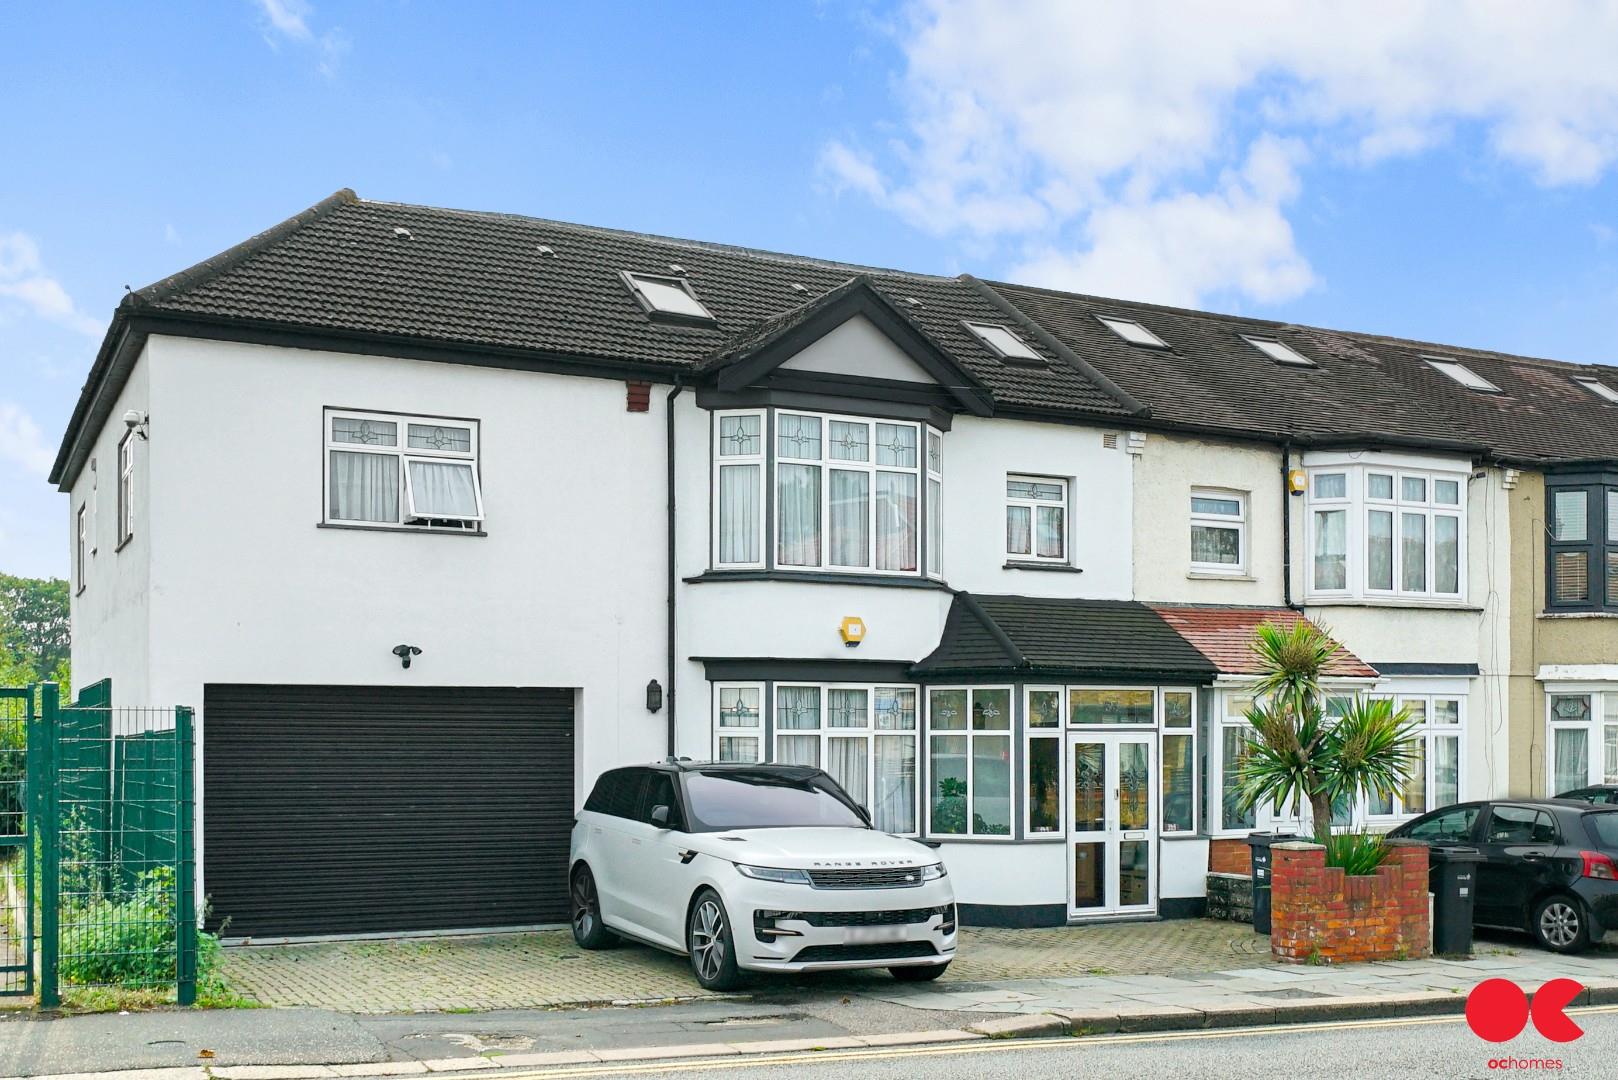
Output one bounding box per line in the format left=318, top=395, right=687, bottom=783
left=828, top=688, right=868, bottom=728
left=874, top=423, right=917, bottom=468
left=332, top=417, right=397, bottom=446
left=407, top=424, right=472, bottom=452
left=828, top=420, right=869, bottom=462
left=1554, top=490, right=1588, bottom=542
left=776, top=686, right=821, bottom=730
left=718, top=686, right=760, bottom=728
left=971, top=689, right=1011, bottom=731
left=777, top=414, right=822, bottom=460
left=1163, top=691, right=1193, bottom=728
left=874, top=688, right=916, bottom=730
left=927, top=431, right=943, bottom=474
left=1028, top=690, right=1061, bottom=728
left=1069, top=689, right=1155, bottom=725
left=929, top=689, right=967, bottom=731
left=1552, top=695, right=1591, bottom=723
left=718, top=414, right=760, bottom=456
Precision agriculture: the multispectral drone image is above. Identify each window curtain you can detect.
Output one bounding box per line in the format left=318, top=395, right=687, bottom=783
left=407, top=460, right=479, bottom=518
left=1605, top=724, right=1618, bottom=785
left=778, top=464, right=821, bottom=566
left=1313, top=510, right=1347, bottom=589
left=1221, top=727, right=1256, bottom=829
left=927, top=477, right=943, bottom=575
left=330, top=451, right=398, bottom=522
left=873, top=735, right=916, bottom=833
left=829, top=470, right=869, bottom=566
left=777, top=735, right=819, bottom=767
left=1555, top=728, right=1589, bottom=793
left=1367, top=511, right=1393, bottom=590
left=828, top=737, right=868, bottom=805
left=1401, top=513, right=1427, bottom=591
left=1435, top=516, right=1459, bottom=593
left=717, top=464, right=760, bottom=563
left=1006, top=505, right=1031, bottom=555
left=1434, top=735, right=1460, bottom=806
left=875, top=472, right=917, bottom=571
left=1036, top=505, right=1064, bottom=559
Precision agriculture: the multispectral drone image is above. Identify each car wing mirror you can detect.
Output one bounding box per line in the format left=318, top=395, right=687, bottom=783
left=856, top=803, right=873, bottom=827
left=650, top=804, right=672, bottom=828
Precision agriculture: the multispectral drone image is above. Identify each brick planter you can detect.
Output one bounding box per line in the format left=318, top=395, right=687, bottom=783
left=1270, top=839, right=1429, bottom=963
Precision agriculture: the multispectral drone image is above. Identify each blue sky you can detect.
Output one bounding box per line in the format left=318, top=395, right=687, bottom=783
left=3, top=1, right=1618, bottom=578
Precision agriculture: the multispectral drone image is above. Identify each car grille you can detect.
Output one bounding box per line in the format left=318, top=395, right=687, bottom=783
left=791, top=941, right=940, bottom=963
left=800, top=906, right=948, bottom=927
left=806, top=866, right=926, bottom=889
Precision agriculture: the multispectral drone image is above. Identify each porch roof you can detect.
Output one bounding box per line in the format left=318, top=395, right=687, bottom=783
left=1149, top=605, right=1378, bottom=679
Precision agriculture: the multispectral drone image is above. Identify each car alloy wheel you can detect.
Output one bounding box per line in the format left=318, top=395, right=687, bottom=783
left=691, top=898, right=727, bottom=982
left=569, top=866, right=616, bottom=950
left=1539, top=900, right=1581, bottom=949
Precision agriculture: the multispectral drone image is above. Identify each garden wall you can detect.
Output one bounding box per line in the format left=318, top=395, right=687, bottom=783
left=1270, top=839, right=1429, bottom=963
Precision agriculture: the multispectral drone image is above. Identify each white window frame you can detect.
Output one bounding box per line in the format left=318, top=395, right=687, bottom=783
left=1545, top=686, right=1618, bottom=793
left=1362, top=692, right=1465, bottom=823
left=1159, top=687, right=1198, bottom=836
left=117, top=431, right=135, bottom=548
left=1305, top=461, right=1467, bottom=603
left=926, top=429, right=944, bottom=579
left=1005, top=474, right=1069, bottom=564
left=323, top=409, right=484, bottom=531
left=767, top=682, right=920, bottom=835
left=75, top=504, right=87, bottom=594
left=926, top=685, right=1015, bottom=839
left=712, top=410, right=767, bottom=569
left=1024, top=686, right=1065, bottom=839
left=1189, top=488, right=1247, bottom=576
left=712, top=683, right=765, bottom=764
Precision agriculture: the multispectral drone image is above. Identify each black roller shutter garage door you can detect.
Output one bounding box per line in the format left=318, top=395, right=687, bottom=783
left=203, top=685, right=574, bottom=938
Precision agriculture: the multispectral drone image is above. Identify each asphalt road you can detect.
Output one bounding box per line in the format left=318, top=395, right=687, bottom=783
left=498, top=1007, right=1618, bottom=1080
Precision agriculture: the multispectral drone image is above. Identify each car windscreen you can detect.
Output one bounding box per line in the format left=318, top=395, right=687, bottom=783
left=682, top=771, right=867, bottom=832
left=1585, top=812, right=1618, bottom=849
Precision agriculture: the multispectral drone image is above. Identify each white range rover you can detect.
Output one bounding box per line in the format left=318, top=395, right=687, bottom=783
left=568, top=760, right=956, bottom=990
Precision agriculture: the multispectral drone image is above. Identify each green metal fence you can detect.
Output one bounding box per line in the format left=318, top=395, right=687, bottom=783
left=0, top=687, right=33, bottom=997
left=13, top=681, right=198, bottom=1006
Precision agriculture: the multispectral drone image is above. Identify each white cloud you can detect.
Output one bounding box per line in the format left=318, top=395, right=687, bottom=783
left=0, top=402, right=56, bottom=480
left=253, top=0, right=348, bottom=76
left=0, top=232, right=102, bottom=338
left=828, top=0, right=1618, bottom=306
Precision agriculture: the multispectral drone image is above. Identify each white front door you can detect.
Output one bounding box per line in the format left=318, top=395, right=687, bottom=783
left=1068, top=732, right=1157, bottom=917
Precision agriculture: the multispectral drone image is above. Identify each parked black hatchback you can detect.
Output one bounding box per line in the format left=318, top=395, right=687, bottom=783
left=1556, top=785, right=1618, bottom=806
left=1388, top=800, right=1618, bottom=953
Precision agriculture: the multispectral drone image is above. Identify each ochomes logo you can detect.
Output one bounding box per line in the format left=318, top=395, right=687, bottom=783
left=1467, top=977, right=1585, bottom=1045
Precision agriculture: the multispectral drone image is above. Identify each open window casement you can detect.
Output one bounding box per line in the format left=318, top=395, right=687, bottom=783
left=404, top=457, right=484, bottom=525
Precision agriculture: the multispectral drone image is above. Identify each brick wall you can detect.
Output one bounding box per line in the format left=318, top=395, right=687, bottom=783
left=1209, top=838, right=1251, bottom=875
left=1270, top=839, right=1429, bottom=964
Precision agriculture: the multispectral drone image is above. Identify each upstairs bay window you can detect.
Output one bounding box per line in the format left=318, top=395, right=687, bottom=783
left=1306, top=463, right=1465, bottom=601
left=1546, top=479, right=1618, bottom=612
left=713, top=410, right=942, bottom=577
left=324, top=410, right=483, bottom=531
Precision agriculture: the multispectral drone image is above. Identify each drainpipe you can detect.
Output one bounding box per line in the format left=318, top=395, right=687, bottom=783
left=665, top=381, right=684, bottom=757
left=1280, top=442, right=1300, bottom=610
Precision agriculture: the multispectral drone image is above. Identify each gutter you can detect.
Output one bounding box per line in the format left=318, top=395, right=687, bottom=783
left=665, top=380, right=684, bottom=757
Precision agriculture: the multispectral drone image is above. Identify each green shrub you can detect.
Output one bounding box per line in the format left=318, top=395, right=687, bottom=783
left=1324, top=831, right=1391, bottom=876
left=58, top=865, right=223, bottom=994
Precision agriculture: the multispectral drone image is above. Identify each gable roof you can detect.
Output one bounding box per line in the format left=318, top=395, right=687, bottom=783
left=1149, top=606, right=1377, bottom=679
left=913, top=594, right=1218, bottom=681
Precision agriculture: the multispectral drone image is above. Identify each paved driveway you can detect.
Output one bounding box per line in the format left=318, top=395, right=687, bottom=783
left=223, top=919, right=1272, bottom=1013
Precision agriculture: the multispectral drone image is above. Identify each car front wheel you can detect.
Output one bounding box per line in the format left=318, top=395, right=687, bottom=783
left=570, top=865, right=618, bottom=950
left=687, top=888, right=743, bottom=991
left=890, top=962, right=949, bottom=982
left=1532, top=893, right=1590, bottom=953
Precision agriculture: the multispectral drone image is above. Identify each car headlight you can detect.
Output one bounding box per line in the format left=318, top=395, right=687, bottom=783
left=734, top=864, right=813, bottom=885
left=919, top=862, right=948, bottom=881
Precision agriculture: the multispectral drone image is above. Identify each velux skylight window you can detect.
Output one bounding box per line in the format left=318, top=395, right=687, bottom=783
left=1097, top=315, right=1168, bottom=348
left=1424, top=357, right=1500, bottom=392
left=964, top=321, right=1043, bottom=363
left=1575, top=377, right=1618, bottom=404
left=1242, top=335, right=1315, bottom=367
left=621, top=271, right=715, bottom=322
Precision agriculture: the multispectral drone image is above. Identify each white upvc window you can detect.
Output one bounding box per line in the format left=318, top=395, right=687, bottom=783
left=1365, top=694, right=1464, bottom=820
left=713, top=684, right=764, bottom=764
left=927, top=687, right=1013, bottom=838
left=117, top=432, right=135, bottom=547
left=75, top=505, right=87, bottom=594
left=712, top=409, right=939, bottom=577
left=1025, top=687, right=1064, bottom=836
left=1005, top=474, right=1068, bottom=563
left=324, top=409, right=484, bottom=530
left=1547, top=689, right=1618, bottom=794
left=773, top=683, right=919, bottom=834
left=1190, top=489, right=1247, bottom=575
left=1305, top=462, right=1466, bottom=602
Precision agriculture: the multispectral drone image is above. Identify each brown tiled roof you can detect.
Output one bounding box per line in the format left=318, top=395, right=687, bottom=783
left=1149, top=606, right=1378, bottom=679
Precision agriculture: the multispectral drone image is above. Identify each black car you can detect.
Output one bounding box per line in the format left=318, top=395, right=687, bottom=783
left=1557, top=785, right=1618, bottom=806
left=1389, top=799, right=1618, bottom=953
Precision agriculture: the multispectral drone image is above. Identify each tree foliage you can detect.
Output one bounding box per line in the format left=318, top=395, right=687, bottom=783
left=0, top=572, right=70, bottom=686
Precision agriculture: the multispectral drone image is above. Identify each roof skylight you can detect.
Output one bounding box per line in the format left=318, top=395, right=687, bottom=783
left=1097, top=316, right=1168, bottom=348
left=1424, top=357, right=1500, bottom=392
left=1575, top=377, right=1618, bottom=403
left=965, top=321, right=1043, bottom=363
left=1242, top=335, right=1315, bottom=367
left=622, top=271, right=714, bottom=322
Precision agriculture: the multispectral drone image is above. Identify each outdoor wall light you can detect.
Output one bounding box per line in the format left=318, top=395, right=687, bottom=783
left=392, top=644, right=422, bottom=669
left=646, top=679, right=663, bottom=713
left=122, top=410, right=149, bottom=441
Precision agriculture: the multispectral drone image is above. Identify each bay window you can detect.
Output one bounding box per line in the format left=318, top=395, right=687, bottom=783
left=1161, top=690, right=1196, bottom=833
left=1546, top=478, right=1618, bottom=612
left=1025, top=687, right=1062, bottom=835
left=324, top=409, right=483, bottom=530
left=713, top=409, right=941, bottom=577
left=1548, top=691, right=1618, bottom=793
left=1305, top=461, right=1466, bottom=601
left=1364, top=694, right=1463, bottom=819
left=927, top=687, right=1012, bottom=837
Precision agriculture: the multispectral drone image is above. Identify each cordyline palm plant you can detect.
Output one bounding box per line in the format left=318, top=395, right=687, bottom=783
left=1236, top=621, right=1421, bottom=845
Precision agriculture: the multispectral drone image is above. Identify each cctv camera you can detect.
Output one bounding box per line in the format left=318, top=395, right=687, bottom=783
left=123, top=410, right=143, bottom=429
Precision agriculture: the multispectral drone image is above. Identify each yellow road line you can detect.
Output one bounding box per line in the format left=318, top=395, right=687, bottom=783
left=487, top=1004, right=1618, bottom=1079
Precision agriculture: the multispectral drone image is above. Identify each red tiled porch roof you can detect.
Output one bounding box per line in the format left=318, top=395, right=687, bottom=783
left=1149, top=606, right=1378, bottom=679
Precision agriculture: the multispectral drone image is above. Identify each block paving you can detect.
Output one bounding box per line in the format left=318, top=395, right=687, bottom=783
left=222, top=919, right=1273, bottom=1014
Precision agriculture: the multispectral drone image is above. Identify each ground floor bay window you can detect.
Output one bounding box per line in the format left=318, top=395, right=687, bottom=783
left=1547, top=688, right=1618, bottom=794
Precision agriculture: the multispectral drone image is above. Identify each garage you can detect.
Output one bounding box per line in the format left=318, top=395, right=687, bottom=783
left=202, top=684, right=574, bottom=939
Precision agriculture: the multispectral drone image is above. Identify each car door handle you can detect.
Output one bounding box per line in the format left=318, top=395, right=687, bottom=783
left=1522, top=851, right=1549, bottom=860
